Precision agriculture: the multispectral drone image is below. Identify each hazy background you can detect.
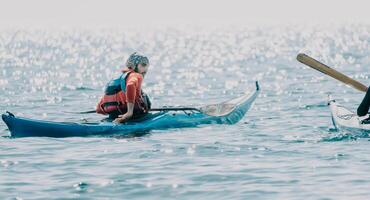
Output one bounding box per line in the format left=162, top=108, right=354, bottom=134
left=2, top=1, right=370, bottom=200
left=1, top=0, right=370, bottom=29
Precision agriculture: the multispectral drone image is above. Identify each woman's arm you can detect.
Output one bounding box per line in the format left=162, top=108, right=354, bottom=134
left=113, top=75, right=139, bottom=123
left=357, top=87, right=370, bottom=116
left=113, top=102, right=134, bottom=123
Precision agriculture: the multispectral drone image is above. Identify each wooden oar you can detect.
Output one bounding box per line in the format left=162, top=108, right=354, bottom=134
left=296, top=53, right=368, bottom=92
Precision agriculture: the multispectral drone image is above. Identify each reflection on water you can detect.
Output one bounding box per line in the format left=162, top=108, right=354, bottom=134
left=1, top=24, right=370, bottom=199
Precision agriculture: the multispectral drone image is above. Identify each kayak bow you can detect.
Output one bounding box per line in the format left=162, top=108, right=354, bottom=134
left=2, top=82, right=260, bottom=137
left=329, top=96, right=370, bottom=134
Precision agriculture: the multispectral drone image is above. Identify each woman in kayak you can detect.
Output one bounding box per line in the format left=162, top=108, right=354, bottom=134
left=357, top=87, right=370, bottom=117
left=96, top=52, right=151, bottom=123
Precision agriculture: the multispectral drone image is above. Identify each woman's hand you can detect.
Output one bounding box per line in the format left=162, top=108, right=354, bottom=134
left=113, top=112, right=133, bottom=124
left=113, top=102, right=135, bottom=124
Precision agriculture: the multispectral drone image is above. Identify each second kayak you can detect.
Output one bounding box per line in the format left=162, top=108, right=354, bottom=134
left=329, top=97, right=370, bottom=134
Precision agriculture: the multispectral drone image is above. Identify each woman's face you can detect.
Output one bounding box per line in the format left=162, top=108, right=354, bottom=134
left=137, top=63, right=149, bottom=76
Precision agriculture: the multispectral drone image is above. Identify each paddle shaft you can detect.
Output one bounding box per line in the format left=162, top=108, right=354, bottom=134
left=67, top=107, right=201, bottom=114
left=297, top=53, right=368, bottom=92
left=69, top=81, right=260, bottom=115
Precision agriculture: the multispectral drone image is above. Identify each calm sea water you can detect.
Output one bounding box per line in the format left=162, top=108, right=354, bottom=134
left=1, top=24, right=370, bottom=199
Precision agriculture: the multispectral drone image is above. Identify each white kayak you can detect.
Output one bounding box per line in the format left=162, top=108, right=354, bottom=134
left=328, top=97, right=370, bottom=134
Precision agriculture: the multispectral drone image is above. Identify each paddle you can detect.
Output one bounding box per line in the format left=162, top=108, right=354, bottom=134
left=67, top=104, right=239, bottom=116
left=65, top=107, right=202, bottom=114
left=296, top=53, right=368, bottom=92
left=66, top=81, right=260, bottom=116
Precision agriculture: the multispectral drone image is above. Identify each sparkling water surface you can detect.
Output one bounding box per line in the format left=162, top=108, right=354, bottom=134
left=1, top=24, right=370, bottom=199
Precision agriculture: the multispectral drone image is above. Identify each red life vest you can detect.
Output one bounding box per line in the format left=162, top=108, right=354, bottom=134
left=96, top=71, right=150, bottom=117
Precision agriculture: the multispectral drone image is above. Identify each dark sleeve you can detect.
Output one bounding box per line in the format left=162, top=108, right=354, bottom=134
left=357, top=86, right=370, bottom=116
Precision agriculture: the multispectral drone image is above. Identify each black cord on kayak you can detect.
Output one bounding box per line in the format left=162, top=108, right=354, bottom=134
left=6, top=111, right=15, bottom=117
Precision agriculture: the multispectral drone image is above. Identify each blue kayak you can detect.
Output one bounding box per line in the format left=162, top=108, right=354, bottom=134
left=2, top=82, right=260, bottom=138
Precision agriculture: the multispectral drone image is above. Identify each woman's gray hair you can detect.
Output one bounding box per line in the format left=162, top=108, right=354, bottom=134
left=126, top=52, right=149, bottom=69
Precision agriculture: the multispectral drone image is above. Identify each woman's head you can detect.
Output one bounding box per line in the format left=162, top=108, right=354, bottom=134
left=126, top=53, right=149, bottom=75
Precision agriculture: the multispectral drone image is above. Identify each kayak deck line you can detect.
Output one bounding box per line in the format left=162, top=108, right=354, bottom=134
left=2, top=82, right=260, bottom=138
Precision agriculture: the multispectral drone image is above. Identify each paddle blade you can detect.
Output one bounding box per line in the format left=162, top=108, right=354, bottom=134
left=297, top=53, right=368, bottom=92
left=200, top=103, right=237, bottom=116
left=200, top=81, right=260, bottom=116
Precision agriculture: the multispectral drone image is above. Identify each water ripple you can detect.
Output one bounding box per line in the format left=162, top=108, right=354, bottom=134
left=1, top=24, right=370, bottom=199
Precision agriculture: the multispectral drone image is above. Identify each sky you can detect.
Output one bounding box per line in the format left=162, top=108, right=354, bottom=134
left=0, top=0, right=369, bottom=28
